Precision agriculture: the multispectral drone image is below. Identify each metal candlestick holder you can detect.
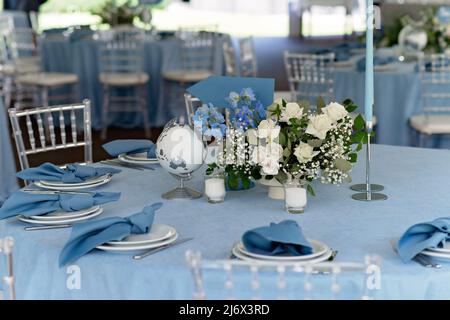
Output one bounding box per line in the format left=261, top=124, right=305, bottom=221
left=351, top=122, right=388, bottom=201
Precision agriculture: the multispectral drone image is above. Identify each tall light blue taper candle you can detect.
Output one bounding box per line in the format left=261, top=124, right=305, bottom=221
left=365, top=0, right=374, bottom=124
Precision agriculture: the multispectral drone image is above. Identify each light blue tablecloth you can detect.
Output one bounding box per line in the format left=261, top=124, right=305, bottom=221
left=2, top=145, right=450, bottom=299
left=0, top=98, right=19, bottom=205
left=333, top=55, right=450, bottom=148
left=40, top=36, right=228, bottom=129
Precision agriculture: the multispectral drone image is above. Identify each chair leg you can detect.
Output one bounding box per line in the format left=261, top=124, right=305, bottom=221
left=140, top=84, right=151, bottom=139
left=101, top=85, right=110, bottom=140
left=3, top=76, right=12, bottom=108
left=418, top=132, right=428, bottom=148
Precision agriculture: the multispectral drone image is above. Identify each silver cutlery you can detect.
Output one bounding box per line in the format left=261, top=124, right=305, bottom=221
left=390, top=239, right=441, bottom=269
left=22, top=189, right=94, bottom=196
left=100, top=160, right=144, bottom=171
left=133, top=237, right=194, bottom=260
left=24, top=224, right=72, bottom=231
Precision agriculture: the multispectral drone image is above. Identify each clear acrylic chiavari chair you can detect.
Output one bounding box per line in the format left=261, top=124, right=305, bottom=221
left=410, top=53, right=450, bottom=147
left=97, top=29, right=151, bottom=139
left=284, top=51, right=335, bottom=105
left=163, top=31, right=218, bottom=118
left=222, top=41, right=238, bottom=77
left=186, top=250, right=381, bottom=300
left=0, top=237, right=15, bottom=300
left=1, top=21, right=78, bottom=110
left=239, top=36, right=258, bottom=77
left=8, top=100, right=93, bottom=171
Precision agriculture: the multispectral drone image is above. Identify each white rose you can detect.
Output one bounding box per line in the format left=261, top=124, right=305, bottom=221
left=305, top=114, right=332, bottom=140
left=256, top=119, right=280, bottom=141
left=274, top=98, right=283, bottom=105
left=322, top=102, right=348, bottom=122
left=251, top=143, right=282, bottom=165
left=294, top=142, right=319, bottom=163
left=280, top=102, right=303, bottom=123
left=261, top=158, right=280, bottom=175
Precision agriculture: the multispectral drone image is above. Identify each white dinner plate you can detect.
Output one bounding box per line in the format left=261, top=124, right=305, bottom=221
left=96, top=232, right=178, bottom=252
left=40, top=174, right=111, bottom=187
left=29, top=205, right=101, bottom=222
left=235, top=239, right=329, bottom=262
left=18, top=207, right=103, bottom=225
left=332, top=60, right=355, bottom=68
left=232, top=246, right=333, bottom=265
left=118, top=154, right=159, bottom=165
left=105, top=224, right=176, bottom=247
left=34, top=175, right=112, bottom=191
left=420, top=249, right=450, bottom=260
left=424, top=242, right=450, bottom=254
left=374, top=64, right=396, bottom=72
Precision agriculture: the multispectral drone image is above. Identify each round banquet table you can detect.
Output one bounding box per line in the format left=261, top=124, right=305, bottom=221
left=2, top=144, right=450, bottom=299
left=333, top=52, right=450, bottom=148
left=0, top=98, right=19, bottom=205
left=39, top=35, right=228, bottom=130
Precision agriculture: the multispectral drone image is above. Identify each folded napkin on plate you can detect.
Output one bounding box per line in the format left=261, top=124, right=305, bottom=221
left=356, top=56, right=396, bottom=71
left=102, top=139, right=156, bottom=158
left=0, top=191, right=120, bottom=219
left=59, top=202, right=162, bottom=266
left=16, top=162, right=121, bottom=183
left=397, top=217, right=450, bottom=262
left=313, top=49, right=351, bottom=62
left=242, top=220, right=313, bottom=256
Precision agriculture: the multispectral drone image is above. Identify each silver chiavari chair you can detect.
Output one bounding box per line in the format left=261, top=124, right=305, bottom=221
left=0, top=237, right=15, bottom=300
left=239, top=37, right=258, bottom=77
left=410, top=53, right=450, bottom=147
left=222, top=41, right=238, bottom=77
left=284, top=51, right=335, bottom=104
left=8, top=100, right=93, bottom=171
left=97, top=28, right=151, bottom=140
left=163, top=31, right=218, bottom=118
left=2, top=22, right=78, bottom=110
left=186, top=250, right=381, bottom=300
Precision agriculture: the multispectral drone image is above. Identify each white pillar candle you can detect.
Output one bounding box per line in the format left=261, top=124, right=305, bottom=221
left=205, top=178, right=226, bottom=202
left=285, top=187, right=307, bottom=209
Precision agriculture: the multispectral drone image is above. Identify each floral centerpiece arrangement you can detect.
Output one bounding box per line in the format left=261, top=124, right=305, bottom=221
left=192, top=88, right=266, bottom=190
left=93, top=0, right=151, bottom=27
left=251, top=97, right=366, bottom=196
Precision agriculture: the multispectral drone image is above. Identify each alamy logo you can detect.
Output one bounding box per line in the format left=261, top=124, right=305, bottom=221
left=66, top=265, right=81, bottom=290
left=366, top=264, right=381, bottom=290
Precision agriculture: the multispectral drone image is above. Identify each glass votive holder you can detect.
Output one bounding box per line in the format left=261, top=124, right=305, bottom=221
left=283, top=180, right=307, bottom=214
left=204, top=173, right=226, bottom=204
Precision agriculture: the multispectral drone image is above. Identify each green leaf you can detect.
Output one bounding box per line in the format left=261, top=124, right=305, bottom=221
left=348, top=153, right=357, bottom=163
left=317, top=96, right=326, bottom=112
left=307, top=139, right=322, bottom=148
left=228, top=176, right=239, bottom=190
left=242, top=177, right=250, bottom=190
left=275, top=171, right=288, bottom=184
left=278, top=131, right=287, bottom=146
left=345, top=104, right=358, bottom=113
left=353, top=114, right=365, bottom=131
left=283, top=148, right=291, bottom=158
left=334, top=158, right=353, bottom=172
left=307, top=184, right=316, bottom=196
left=342, top=98, right=353, bottom=106
left=356, top=143, right=363, bottom=152
left=352, top=131, right=366, bottom=144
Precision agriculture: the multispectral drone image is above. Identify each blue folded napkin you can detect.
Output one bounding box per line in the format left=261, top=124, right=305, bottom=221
left=356, top=56, right=396, bottom=71
left=313, top=48, right=350, bottom=62
left=242, top=220, right=313, bottom=256
left=397, top=217, right=450, bottom=262
left=59, top=202, right=163, bottom=266
left=0, top=191, right=120, bottom=219
left=102, top=139, right=156, bottom=158
left=16, top=163, right=121, bottom=183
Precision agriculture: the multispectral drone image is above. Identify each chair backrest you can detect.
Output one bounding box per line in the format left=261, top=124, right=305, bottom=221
left=418, top=53, right=450, bottom=113
left=8, top=100, right=93, bottom=170
left=0, top=237, right=15, bottom=300
left=97, top=28, right=145, bottom=77
left=239, top=37, right=258, bottom=77
left=186, top=250, right=381, bottom=300
left=284, top=51, right=335, bottom=104
left=177, top=24, right=219, bottom=38
left=223, top=41, right=238, bottom=76
left=179, top=31, right=218, bottom=72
